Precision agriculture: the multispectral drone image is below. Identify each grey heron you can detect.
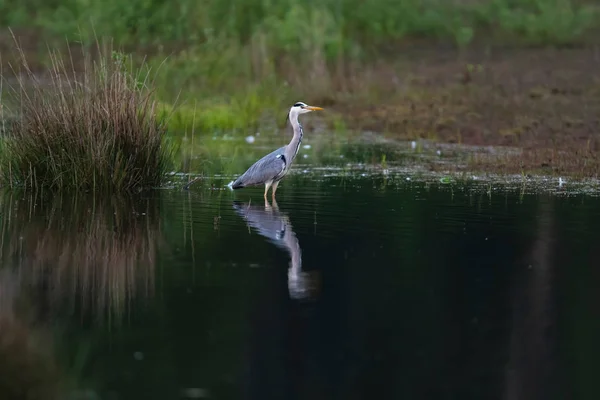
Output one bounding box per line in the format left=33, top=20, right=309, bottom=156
left=231, top=102, right=323, bottom=200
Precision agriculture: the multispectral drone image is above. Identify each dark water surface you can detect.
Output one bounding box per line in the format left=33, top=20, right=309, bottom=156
left=1, top=174, right=600, bottom=400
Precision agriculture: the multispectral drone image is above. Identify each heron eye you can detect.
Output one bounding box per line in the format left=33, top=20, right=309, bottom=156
left=293, top=102, right=304, bottom=108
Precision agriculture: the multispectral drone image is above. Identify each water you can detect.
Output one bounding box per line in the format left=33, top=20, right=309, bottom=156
left=1, top=171, right=600, bottom=400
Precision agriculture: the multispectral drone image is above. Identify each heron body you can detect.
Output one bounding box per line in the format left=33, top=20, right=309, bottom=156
left=231, top=102, right=323, bottom=200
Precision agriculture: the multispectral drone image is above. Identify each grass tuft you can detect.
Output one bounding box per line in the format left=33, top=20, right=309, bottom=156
left=0, top=36, right=173, bottom=192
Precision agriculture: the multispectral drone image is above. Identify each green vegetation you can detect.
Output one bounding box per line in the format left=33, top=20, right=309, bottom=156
left=0, top=42, right=173, bottom=191
left=1, top=0, right=599, bottom=124
left=1, top=0, right=599, bottom=182
left=1, top=0, right=597, bottom=50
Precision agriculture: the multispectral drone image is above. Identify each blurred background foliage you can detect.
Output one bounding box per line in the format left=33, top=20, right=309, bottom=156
left=1, top=0, right=598, bottom=90
left=1, top=0, right=598, bottom=49
left=1, top=0, right=599, bottom=140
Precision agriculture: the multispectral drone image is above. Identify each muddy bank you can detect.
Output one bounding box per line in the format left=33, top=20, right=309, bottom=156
left=329, top=45, right=600, bottom=176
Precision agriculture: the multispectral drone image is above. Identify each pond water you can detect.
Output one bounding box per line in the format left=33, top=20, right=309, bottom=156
left=1, top=143, right=600, bottom=399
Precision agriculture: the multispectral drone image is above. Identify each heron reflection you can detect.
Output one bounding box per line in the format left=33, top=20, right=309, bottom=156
left=233, top=199, right=319, bottom=300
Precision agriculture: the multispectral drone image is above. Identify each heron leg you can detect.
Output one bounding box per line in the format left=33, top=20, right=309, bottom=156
left=271, top=181, right=280, bottom=200
left=264, top=181, right=273, bottom=201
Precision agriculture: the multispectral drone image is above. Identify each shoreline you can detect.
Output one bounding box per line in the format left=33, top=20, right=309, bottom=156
left=1, top=32, right=599, bottom=179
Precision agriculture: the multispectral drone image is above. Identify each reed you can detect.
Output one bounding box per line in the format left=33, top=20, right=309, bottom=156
left=0, top=36, right=172, bottom=192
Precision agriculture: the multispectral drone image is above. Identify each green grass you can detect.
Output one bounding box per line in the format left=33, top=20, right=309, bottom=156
left=0, top=39, right=174, bottom=192
left=1, top=1, right=598, bottom=101
left=131, top=0, right=600, bottom=116
left=156, top=84, right=284, bottom=134
left=1, top=1, right=598, bottom=120
left=2, top=0, right=598, bottom=49
left=1, top=0, right=599, bottom=168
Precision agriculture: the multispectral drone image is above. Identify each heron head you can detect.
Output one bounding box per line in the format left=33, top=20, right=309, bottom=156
left=291, top=102, right=324, bottom=115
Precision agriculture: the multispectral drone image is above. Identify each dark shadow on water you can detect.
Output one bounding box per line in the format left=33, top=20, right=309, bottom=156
left=0, top=191, right=161, bottom=399
left=231, top=198, right=324, bottom=400
left=0, top=268, right=63, bottom=400
left=0, top=191, right=160, bottom=325
left=1, top=179, right=600, bottom=400
left=503, top=198, right=558, bottom=400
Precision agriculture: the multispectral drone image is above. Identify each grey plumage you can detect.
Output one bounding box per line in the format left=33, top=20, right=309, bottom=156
left=231, top=101, right=323, bottom=200
left=231, top=147, right=286, bottom=189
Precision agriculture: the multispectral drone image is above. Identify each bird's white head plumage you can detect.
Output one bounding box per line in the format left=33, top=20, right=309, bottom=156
left=288, top=102, right=324, bottom=125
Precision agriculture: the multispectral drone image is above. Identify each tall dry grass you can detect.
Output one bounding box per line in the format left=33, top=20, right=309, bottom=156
left=0, top=34, right=172, bottom=192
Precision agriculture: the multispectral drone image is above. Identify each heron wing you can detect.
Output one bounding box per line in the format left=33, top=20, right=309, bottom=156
left=233, top=147, right=287, bottom=187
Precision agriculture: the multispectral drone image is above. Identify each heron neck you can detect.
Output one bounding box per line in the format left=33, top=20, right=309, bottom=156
left=288, top=113, right=303, bottom=161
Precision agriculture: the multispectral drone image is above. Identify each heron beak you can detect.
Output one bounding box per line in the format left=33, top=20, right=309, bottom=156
left=305, top=106, right=324, bottom=111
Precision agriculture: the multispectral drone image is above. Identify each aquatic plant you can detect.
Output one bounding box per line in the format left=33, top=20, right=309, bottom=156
left=0, top=40, right=173, bottom=192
